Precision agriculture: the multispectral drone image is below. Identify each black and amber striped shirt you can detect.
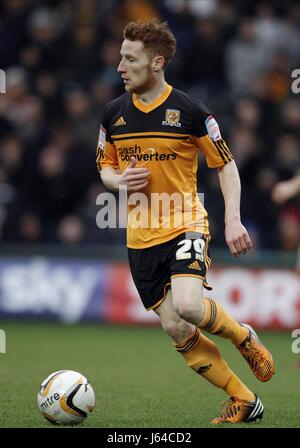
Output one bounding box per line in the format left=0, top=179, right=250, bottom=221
left=96, top=83, right=233, bottom=248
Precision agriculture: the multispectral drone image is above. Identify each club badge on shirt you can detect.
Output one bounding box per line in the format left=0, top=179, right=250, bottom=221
left=205, top=115, right=221, bottom=141
left=162, top=109, right=182, bottom=127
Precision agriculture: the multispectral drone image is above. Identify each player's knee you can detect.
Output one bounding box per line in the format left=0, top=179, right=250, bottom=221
left=173, top=301, right=196, bottom=322
left=173, top=296, right=205, bottom=324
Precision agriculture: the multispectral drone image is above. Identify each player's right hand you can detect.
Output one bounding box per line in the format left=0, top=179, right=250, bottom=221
left=119, top=157, right=150, bottom=191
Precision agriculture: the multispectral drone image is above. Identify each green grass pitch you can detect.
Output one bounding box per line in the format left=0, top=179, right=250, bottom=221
left=0, top=321, right=299, bottom=428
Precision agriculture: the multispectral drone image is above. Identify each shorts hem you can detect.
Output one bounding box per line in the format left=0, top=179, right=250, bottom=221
left=146, top=282, right=171, bottom=311
left=171, top=274, right=205, bottom=280
left=171, top=274, right=212, bottom=290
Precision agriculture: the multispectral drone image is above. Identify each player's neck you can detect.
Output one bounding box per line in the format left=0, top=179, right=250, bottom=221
left=135, top=78, right=168, bottom=105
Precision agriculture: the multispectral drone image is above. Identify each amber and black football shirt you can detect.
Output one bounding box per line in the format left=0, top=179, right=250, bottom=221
left=96, top=83, right=233, bottom=249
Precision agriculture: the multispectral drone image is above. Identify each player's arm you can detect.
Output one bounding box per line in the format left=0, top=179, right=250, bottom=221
left=217, top=160, right=252, bottom=257
left=96, top=110, right=150, bottom=192
left=100, top=167, right=122, bottom=191
left=192, top=111, right=251, bottom=257
left=100, top=158, right=150, bottom=192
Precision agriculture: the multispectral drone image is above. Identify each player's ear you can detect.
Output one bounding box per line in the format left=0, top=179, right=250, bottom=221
left=152, top=55, right=165, bottom=72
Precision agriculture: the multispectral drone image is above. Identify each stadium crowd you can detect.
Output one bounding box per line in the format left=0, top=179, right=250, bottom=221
left=0, top=0, right=299, bottom=250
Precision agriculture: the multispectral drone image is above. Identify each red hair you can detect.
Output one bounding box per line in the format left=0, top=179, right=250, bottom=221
left=123, top=17, right=176, bottom=67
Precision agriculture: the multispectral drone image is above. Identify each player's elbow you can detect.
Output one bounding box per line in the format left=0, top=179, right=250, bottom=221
left=100, top=168, right=120, bottom=191
left=100, top=171, right=112, bottom=190
left=217, top=159, right=235, bottom=173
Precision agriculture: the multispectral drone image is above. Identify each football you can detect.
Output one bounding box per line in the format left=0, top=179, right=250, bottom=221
left=37, top=370, right=95, bottom=425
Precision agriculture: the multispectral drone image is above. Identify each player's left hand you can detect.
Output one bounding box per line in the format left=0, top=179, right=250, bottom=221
left=225, top=221, right=252, bottom=257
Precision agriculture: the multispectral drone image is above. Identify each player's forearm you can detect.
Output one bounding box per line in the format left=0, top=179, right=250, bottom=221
left=218, top=160, right=241, bottom=224
left=100, top=167, right=121, bottom=191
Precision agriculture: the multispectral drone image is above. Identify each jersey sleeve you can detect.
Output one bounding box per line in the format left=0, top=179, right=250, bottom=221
left=191, top=102, right=234, bottom=168
left=96, top=106, right=119, bottom=172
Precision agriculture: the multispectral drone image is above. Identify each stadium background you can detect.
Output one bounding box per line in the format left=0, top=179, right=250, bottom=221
left=0, top=0, right=299, bottom=428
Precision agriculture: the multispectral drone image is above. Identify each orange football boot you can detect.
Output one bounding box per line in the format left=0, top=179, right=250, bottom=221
left=211, top=394, right=264, bottom=424
left=237, top=324, right=275, bottom=382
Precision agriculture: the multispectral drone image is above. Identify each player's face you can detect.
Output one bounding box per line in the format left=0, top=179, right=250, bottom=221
left=117, top=39, right=156, bottom=94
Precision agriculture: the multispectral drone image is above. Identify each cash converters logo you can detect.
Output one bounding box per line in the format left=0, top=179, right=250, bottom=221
left=0, top=69, right=6, bottom=93
left=117, top=144, right=177, bottom=165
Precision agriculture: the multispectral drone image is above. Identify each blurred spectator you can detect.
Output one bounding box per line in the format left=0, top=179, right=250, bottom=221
left=5, top=66, right=28, bottom=104
left=26, top=7, right=66, bottom=70
left=225, top=17, right=268, bottom=96
left=272, top=173, right=300, bottom=267
left=65, top=24, right=98, bottom=80
left=34, top=71, right=61, bottom=118
left=91, top=77, right=114, bottom=110
left=234, top=97, right=262, bottom=131
left=253, top=2, right=300, bottom=63
left=280, top=98, right=300, bottom=136
left=18, top=212, right=43, bottom=243
left=164, top=0, right=217, bottom=18
left=120, top=0, right=160, bottom=23
left=78, top=182, right=126, bottom=245
left=30, top=144, right=73, bottom=222
left=0, top=0, right=30, bottom=68
left=272, top=174, right=300, bottom=205
left=263, top=50, right=291, bottom=104
left=0, top=134, right=24, bottom=180
left=272, top=134, right=300, bottom=180
left=181, top=17, right=226, bottom=93
left=63, top=88, right=99, bottom=147
left=97, top=38, right=124, bottom=89
left=278, top=209, right=300, bottom=251
left=56, top=214, right=86, bottom=245
left=228, top=128, right=262, bottom=184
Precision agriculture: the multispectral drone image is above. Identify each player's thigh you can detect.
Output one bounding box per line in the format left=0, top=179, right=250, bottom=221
left=154, top=289, right=182, bottom=324
left=171, top=276, right=205, bottom=319
left=169, top=232, right=211, bottom=318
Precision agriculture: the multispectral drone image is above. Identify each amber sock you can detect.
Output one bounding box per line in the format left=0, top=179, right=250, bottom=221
left=223, top=374, right=255, bottom=401
left=198, top=298, right=249, bottom=345
left=174, top=328, right=255, bottom=401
